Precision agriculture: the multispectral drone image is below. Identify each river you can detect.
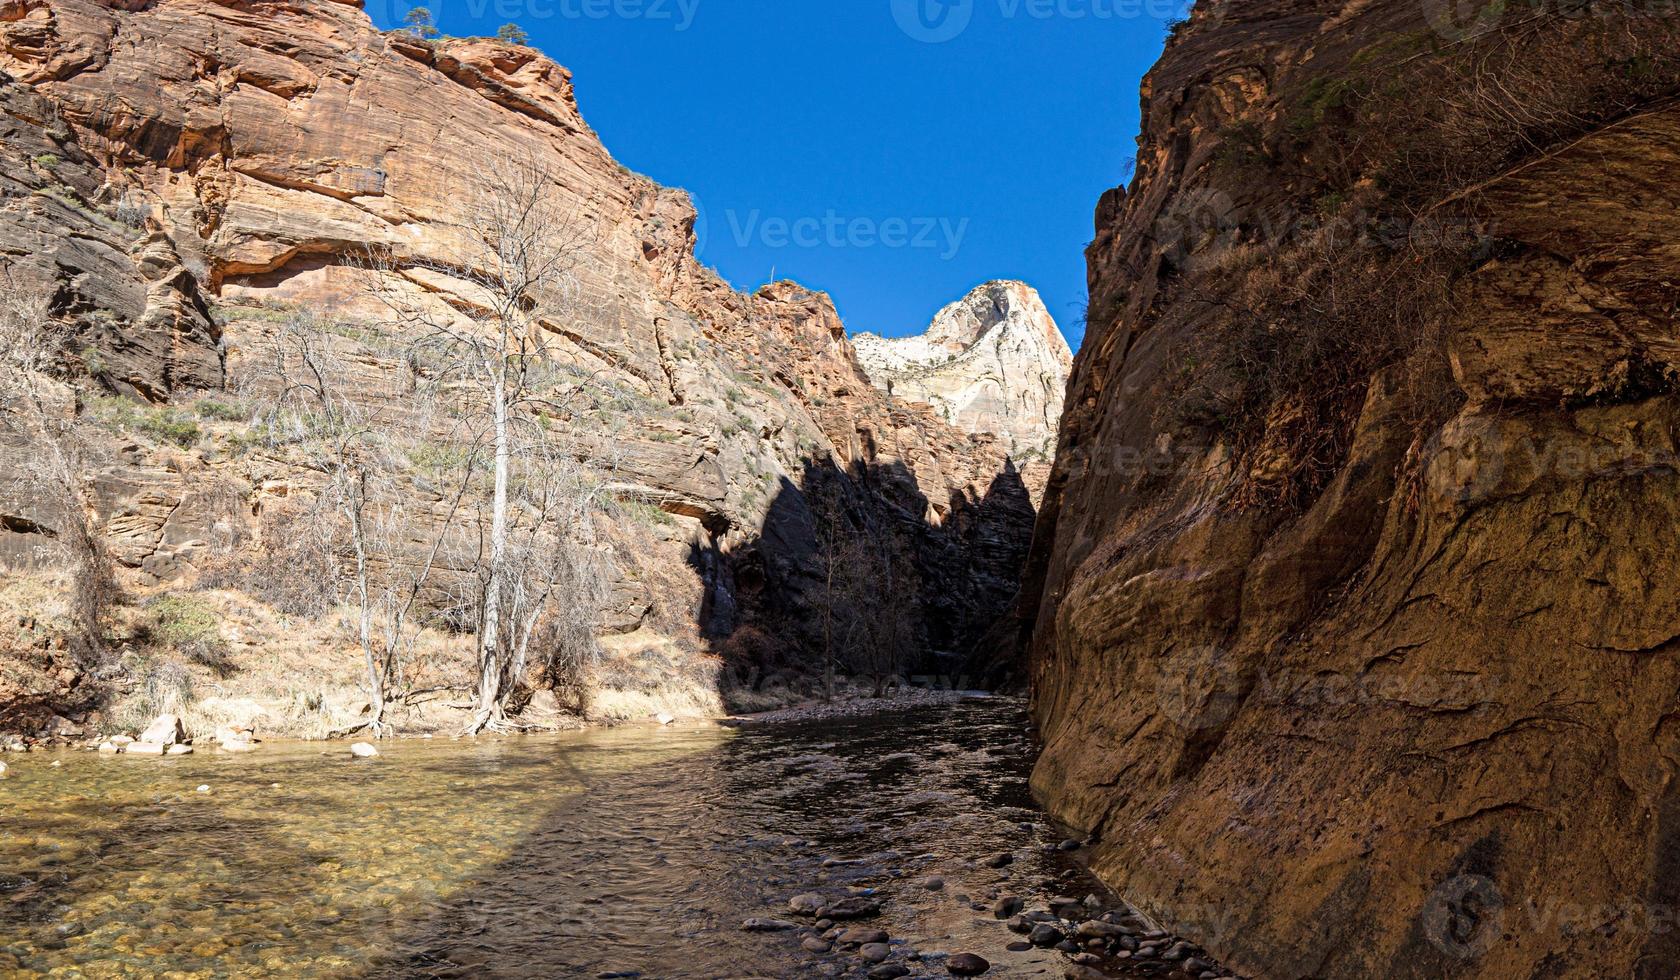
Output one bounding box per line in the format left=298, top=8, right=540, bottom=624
left=0, top=697, right=1188, bottom=978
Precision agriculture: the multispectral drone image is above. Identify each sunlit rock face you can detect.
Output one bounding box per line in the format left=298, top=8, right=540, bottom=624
left=1014, top=1, right=1680, bottom=978
left=0, top=0, right=1039, bottom=699
left=854, top=281, right=1072, bottom=462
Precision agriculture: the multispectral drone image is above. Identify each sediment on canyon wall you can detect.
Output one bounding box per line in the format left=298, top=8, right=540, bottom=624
left=0, top=0, right=1053, bottom=739
left=1015, top=0, right=1680, bottom=977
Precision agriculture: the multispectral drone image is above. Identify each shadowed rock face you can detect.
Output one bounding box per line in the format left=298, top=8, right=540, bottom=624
left=854, top=281, right=1071, bottom=462
left=1016, top=1, right=1680, bottom=978
left=0, top=1, right=1034, bottom=684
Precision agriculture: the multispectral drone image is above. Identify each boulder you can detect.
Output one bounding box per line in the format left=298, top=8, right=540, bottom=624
left=139, top=715, right=186, bottom=747
left=350, top=742, right=380, bottom=759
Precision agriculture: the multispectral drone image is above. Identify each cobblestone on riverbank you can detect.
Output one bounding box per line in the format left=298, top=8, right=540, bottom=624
left=725, top=689, right=993, bottom=726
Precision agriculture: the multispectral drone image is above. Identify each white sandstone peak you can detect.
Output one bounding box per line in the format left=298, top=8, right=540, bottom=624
left=853, top=281, right=1072, bottom=458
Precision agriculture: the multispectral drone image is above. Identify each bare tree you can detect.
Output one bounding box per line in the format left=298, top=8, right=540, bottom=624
left=259, top=311, right=474, bottom=737
left=0, top=277, right=114, bottom=655
left=366, top=157, right=609, bottom=734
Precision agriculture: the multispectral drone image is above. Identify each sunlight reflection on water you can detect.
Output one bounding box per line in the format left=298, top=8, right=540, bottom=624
left=0, top=699, right=1110, bottom=978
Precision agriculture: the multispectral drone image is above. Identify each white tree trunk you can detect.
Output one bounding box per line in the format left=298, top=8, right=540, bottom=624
left=473, top=376, right=513, bottom=731
left=348, top=486, right=385, bottom=737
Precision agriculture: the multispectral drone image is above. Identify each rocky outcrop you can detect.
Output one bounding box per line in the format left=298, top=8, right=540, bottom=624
left=854, top=281, right=1070, bottom=462
left=1019, top=2, right=1680, bottom=978
left=0, top=0, right=1035, bottom=704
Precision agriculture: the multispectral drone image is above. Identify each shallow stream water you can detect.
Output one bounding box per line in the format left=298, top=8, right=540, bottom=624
left=1, top=698, right=1142, bottom=978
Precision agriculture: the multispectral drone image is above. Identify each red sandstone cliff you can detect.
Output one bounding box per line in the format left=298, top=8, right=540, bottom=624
left=0, top=0, right=1035, bottom=734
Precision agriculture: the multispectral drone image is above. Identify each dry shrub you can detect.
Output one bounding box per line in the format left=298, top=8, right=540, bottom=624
left=147, top=594, right=235, bottom=678
left=715, top=624, right=778, bottom=685
left=1166, top=197, right=1468, bottom=509
left=1159, top=6, right=1680, bottom=510
left=109, top=653, right=195, bottom=734
left=1366, top=10, right=1680, bottom=204
left=198, top=504, right=339, bottom=618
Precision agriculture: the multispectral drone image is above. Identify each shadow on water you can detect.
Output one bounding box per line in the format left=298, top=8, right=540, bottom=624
left=685, top=455, right=1035, bottom=698
left=364, top=698, right=1107, bottom=980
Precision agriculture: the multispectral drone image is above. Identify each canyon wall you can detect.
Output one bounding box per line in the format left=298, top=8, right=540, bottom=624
left=1021, top=1, right=1680, bottom=977
left=0, top=0, right=1035, bottom=732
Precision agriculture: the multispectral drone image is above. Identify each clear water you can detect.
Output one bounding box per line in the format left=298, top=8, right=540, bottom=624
left=0, top=698, right=1121, bottom=978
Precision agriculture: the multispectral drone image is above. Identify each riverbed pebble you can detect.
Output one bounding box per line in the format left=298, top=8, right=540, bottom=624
left=802, top=937, right=832, bottom=954
left=921, top=875, right=945, bottom=890
left=818, top=896, right=880, bottom=920
left=739, top=918, right=797, bottom=932
left=868, top=965, right=910, bottom=980
left=983, top=852, right=1013, bottom=869
left=350, top=742, right=379, bottom=759
left=991, top=895, right=1023, bottom=918
left=858, top=942, right=891, bottom=963
left=947, top=952, right=990, bottom=976
left=788, top=893, right=825, bottom=915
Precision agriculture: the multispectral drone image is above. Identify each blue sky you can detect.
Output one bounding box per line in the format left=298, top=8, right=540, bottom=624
left=367, top=1, right=1181, bottom=347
